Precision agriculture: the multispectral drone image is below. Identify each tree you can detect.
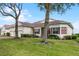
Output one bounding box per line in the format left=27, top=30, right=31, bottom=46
left=0, top=3, right=22, bottom=38
left=38, top=3, right=75, bottom=43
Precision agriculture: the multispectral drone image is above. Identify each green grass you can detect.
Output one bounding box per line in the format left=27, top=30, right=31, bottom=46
left=0, top=38, right=79, bottom=56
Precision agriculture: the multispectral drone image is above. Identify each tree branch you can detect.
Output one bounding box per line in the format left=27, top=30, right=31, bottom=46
left=0, top=3, right=22, bottom=19
left=0, top=7, right=15, bottom=18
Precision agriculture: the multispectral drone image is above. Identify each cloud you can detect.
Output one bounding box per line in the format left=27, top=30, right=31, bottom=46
left=5, top=7, right=19, bottom=14
left=0, top=24, right=3, bottom=28
left=18, top=9, right=32, bottom=22
left=72, top=20, right=79, bottom=33
left=2, top=16, right=14, bottom=23
left=21, top=9, right=32, bottom=17
left=28, top=14, right=32, bottom=17
left=19, top=14, right=27, bottom=21
left=0, top=9, right=33, bottom=24
left=3, top=16, right=14, bottom=21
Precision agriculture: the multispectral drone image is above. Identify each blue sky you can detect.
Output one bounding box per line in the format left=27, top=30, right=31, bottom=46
left=0, top=3, right=79, bottom=33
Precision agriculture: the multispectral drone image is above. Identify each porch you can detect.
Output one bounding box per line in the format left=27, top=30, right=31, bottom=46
left=34, top=26, right=67, bottom=38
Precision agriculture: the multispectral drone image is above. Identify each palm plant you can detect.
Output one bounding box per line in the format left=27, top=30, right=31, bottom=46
left=38, top=3, right=75, bottom=43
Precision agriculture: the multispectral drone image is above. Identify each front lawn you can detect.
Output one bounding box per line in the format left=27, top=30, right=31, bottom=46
left=0, top=38, right=79, bottom=56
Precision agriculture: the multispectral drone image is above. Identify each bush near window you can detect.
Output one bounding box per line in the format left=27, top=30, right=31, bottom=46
left=48, top=35, right=60, bottom=39
left=6, top=32, right=10, bottom=36
left=21, top=34, right=33, bottom=38
left=21, top=34, right=39, bottom=38
left=63, top=35, right=77, bottom=40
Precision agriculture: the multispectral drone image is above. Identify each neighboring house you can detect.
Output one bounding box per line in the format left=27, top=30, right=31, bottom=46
left=1, top=19, right=73, bottom=38
left=1, top=22, right=33, bottom=37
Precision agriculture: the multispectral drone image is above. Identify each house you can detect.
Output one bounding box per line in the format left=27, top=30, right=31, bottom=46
left=33, top=19, right=73, bottom=38
left=1, top=19, right=73, bottom=38
left=1, top=22, right=33, bottom=37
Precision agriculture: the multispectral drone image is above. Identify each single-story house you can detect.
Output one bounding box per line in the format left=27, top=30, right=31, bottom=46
left=1, top=22, right=33, bottom=37
left=1, top=19, right=73, bottom=38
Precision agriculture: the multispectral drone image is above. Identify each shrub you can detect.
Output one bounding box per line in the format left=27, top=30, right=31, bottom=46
left=48, top=35, right=60, bottom=39
left=72, top=35, right=77, bottom=39
left=75, top=39, right=79, bottom=43
left=6, top=32, right=10, bottom=36
left=21, top=34, right=33, bottom=38
left=63, top=35, right=77, bottom=40
left=21, top=34, right=39, bottom=38
left=63, top=35, right=71, bottom=40
left=75, top=34, right=79, bottom=38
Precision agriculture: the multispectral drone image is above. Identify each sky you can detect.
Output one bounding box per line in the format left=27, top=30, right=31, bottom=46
left=0, top=3, right=79, bottom=33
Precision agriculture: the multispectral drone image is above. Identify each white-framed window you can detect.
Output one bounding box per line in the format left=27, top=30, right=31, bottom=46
left=52, top=27, right=60, bottom=34
left=34, top=29, right=40, bottom=34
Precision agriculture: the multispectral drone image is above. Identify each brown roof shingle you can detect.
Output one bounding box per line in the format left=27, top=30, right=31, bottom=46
left=4, top=19, right=73, bottom=29
left=4, top=21, right=33, bottom=29
left=32, top=19, right=73, bottom=29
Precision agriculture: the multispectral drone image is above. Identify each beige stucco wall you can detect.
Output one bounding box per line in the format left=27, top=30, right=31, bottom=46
left=59, top=24, right=73, bottom=38
left=34, top=24, right=73, bottom=38
left=34, top=27, right=41, bottom=37
left=1, top=26, right=33, bottom=37
left=22, top=27, right=33, bottom=34
left=1, top=27, right=4, bottom=35
left=1, top=27, right=7, bottom=35
left=49, top=24, right=73, bottom=38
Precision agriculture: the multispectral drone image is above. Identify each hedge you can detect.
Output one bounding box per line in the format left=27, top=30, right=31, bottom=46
left=63, top=35, right=77, bottom=40
left=21, top=34, right=39, bottom=38
left=48, top=35, right=60, bottom=39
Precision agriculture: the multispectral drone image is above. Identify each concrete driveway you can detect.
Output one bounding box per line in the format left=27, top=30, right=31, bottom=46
left=0, top=36, right=13, bottom=39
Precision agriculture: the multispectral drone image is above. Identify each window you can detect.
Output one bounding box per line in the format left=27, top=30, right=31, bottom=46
left=47, top=28, right=50, bottom=34
left=34, top=29, right=40, bottom=34
left=61, top=27, right=67, bottom=34
left=52, top=27, right=60, bottom=34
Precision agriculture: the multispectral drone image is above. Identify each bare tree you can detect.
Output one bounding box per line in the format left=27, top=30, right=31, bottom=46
left=0, top=3, right=22, bottom=38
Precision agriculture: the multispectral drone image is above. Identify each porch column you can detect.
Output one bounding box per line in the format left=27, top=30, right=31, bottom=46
left=60, top=27, right=61, bottom=35
left=50, top=28, right=52, bottom=35
left=59, top=26, right=62, bottom=39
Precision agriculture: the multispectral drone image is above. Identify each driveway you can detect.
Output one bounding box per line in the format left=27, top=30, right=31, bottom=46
left=0, top=36, right=13, bottom=39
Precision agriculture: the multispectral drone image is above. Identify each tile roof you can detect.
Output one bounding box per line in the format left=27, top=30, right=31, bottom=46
left=32, top=19, right=73, bottom=29
left=19, top=21, right=33, bottom=27
left=4, top=21, right=33, bottom=29
left=3, top=19, right=73, bottom=29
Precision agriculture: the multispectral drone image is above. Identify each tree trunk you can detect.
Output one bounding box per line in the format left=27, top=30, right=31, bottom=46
left=15, top=17, right=19, bottom=38
left=42, top=8, right=49, bottom=42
